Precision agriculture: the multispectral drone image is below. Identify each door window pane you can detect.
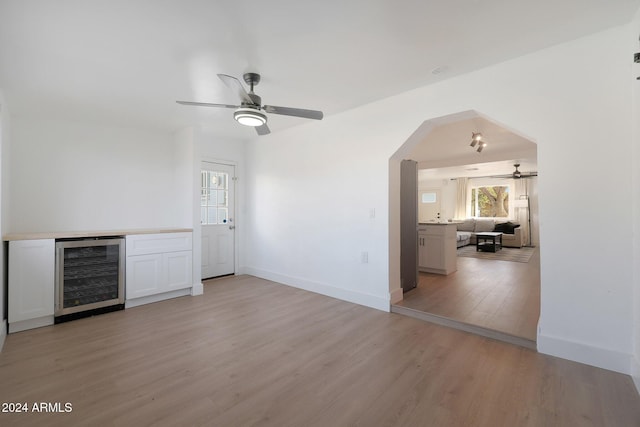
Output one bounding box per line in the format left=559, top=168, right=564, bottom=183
left=217, top=174, right=227, bottom=189
left=201, top=170, right=230, bottom=225
left=207, top=208, right=217, bottom=224
left=218, top=208, right=228, bottom=223
left=421, top=192, right=437, bottom=203
left=217, top=190, right=227, bottom=206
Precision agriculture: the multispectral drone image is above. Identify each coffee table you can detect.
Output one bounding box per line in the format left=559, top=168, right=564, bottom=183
left=476, top=232, right=503, bottom=252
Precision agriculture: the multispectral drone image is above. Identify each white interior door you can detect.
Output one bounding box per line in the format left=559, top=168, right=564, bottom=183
left=419, top=188, right=441, bottom=222
left=201, top=162, right=235, bottom=279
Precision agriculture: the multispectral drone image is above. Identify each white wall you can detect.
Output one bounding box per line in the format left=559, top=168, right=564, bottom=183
left=8, top=118, right=192, bottom=233
left=631, top=6, right=640, bottom=393
left=244, top=23, right=637, bottom=375
left=0, top=91, right=8, bottom=350
left=243, top=117, right=391, bottom=310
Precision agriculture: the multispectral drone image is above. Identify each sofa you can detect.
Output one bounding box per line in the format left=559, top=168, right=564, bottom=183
left=455, top=218, right=523, bottom=248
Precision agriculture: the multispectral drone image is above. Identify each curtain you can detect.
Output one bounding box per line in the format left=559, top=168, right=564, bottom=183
left=514, top=178, right=530, bottom=246
left=455, top=178, right=468, bottom=219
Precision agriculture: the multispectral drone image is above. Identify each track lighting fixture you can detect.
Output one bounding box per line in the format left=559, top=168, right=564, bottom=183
left=470, top=132, right=482, bottom=148
left=470, top=132, right=487, bottom=152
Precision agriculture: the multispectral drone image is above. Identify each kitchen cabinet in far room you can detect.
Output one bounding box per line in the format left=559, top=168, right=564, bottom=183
left=418, top=223, right=457, bottom=275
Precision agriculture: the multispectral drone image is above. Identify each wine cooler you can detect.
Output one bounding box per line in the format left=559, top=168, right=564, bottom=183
left=55, top=237, right=125, bottom=323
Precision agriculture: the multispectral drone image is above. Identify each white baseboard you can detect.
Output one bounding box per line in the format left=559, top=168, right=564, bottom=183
left=390, top=287, right=403, bottom=305
left=191, top=282, right=204, bottom=296
left=632, top=355, right=640, bottom=396
left=0, top=320, right=6, bottom=352
left=125, top=288, right=191, bottom=309
left=8, top=316, right=55, bottom=334
left=538, top=333, right=632, bottom=375
left=241, top=267, right=390, bottom=312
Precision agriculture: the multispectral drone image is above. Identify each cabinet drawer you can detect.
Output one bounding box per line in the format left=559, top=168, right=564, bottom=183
left=126, top=232, right=192, bottom=256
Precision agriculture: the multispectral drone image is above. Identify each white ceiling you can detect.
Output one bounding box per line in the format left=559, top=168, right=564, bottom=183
left=411, top=115, right=538, bottom=179
left=1, top=0, right=638, bottom=142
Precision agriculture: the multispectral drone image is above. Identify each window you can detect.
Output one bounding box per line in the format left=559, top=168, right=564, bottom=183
left=421, top=192, right=437, bottom=203
left=470, top=185, right=510, bottom=218
left=201, top=170, right=229, bottom=225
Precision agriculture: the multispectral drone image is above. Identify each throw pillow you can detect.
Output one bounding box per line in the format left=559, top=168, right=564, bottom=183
left=493, top=222, right=508, bottom=232
left=494, top=221, right=520, bottom=234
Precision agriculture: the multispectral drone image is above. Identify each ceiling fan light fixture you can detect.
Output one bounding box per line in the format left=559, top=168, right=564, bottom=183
left=234, top=108, right=267, bottom=127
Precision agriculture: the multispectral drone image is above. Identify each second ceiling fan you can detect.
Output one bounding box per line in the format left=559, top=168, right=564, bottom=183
left=177, top=73, right=323, bottom=135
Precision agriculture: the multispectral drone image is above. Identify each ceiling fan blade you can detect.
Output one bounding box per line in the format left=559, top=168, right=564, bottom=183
left=256, top=123, right=271, bottom=135
left=176, top=101, right=239, bottom=108
left=217, top=74, right=253, bottom=104
left=263, top=105, right=323, bottom=120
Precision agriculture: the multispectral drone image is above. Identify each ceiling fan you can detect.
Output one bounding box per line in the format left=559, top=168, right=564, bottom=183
left=176, top=73, right=324, bottom=135
left=512, top=163, right=539, bottom=179
left=513, top=163, right=522, bottom=179
left=488, top=164, right=538, bottom=179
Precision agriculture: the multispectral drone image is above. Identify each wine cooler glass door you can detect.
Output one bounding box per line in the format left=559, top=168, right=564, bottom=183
left=55, top=238, right=125, bottom=317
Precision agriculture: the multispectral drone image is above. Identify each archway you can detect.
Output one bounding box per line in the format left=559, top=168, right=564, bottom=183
left=389, top=110, right=540, bottom=345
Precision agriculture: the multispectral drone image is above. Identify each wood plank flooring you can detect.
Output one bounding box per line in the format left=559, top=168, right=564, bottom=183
left=1, top=274, right=638, bottom=426
left=396, top=247, right=540, bottom=341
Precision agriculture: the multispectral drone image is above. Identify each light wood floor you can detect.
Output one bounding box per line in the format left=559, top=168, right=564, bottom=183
left=1, top=275, right=639, bottom=426
left=396, top=247, right=540, bottom=342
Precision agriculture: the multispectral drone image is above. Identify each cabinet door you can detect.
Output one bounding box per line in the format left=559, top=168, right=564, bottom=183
left=164, top=251, right=193, bottom=292
left=9, top=239, right=55, bottom=323
left=126, top=254, right=163, bottom=299
left=424, top=235, right=445, bottom=269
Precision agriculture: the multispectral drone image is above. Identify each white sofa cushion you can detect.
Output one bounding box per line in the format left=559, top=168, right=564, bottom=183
left=474, top=219, right=495, bottom=232
left=457, top=231, right=472, bottom=241
left=457, top=219, right=475, bottom=232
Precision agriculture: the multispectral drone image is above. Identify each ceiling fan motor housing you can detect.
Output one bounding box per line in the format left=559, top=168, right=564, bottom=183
left=243, top=72, right=261, bottom=87
left=513, top=164, right=522, bottom=178
left=235, top=92, right=266, bottom=126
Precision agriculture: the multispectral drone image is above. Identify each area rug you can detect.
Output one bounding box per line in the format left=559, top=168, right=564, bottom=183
left=457, top=245, right=535, bottom=263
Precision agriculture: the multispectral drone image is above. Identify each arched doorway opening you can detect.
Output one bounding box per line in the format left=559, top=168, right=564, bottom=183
left=389, top=110, right=540, bottom=346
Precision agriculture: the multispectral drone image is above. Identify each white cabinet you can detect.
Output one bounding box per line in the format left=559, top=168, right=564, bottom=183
left=8, top=239, right=55, bottom=332
left=418, top=224, right=457, bottom=275
left=126, top=232, right=193, bottom=307
left=127, top=253, right=163, bottom=299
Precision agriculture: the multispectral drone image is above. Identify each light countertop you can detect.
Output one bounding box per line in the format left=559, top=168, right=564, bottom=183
left=3, top=228, right=193, bottom=241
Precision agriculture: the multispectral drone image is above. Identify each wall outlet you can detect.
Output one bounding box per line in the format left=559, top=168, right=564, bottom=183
left=361, top=251, right=369, bottom=264
left=369, top=208, right=376, bottom=219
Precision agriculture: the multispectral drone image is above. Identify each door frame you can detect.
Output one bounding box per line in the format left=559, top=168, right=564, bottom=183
left=198, top=157, right=240, bottom=280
